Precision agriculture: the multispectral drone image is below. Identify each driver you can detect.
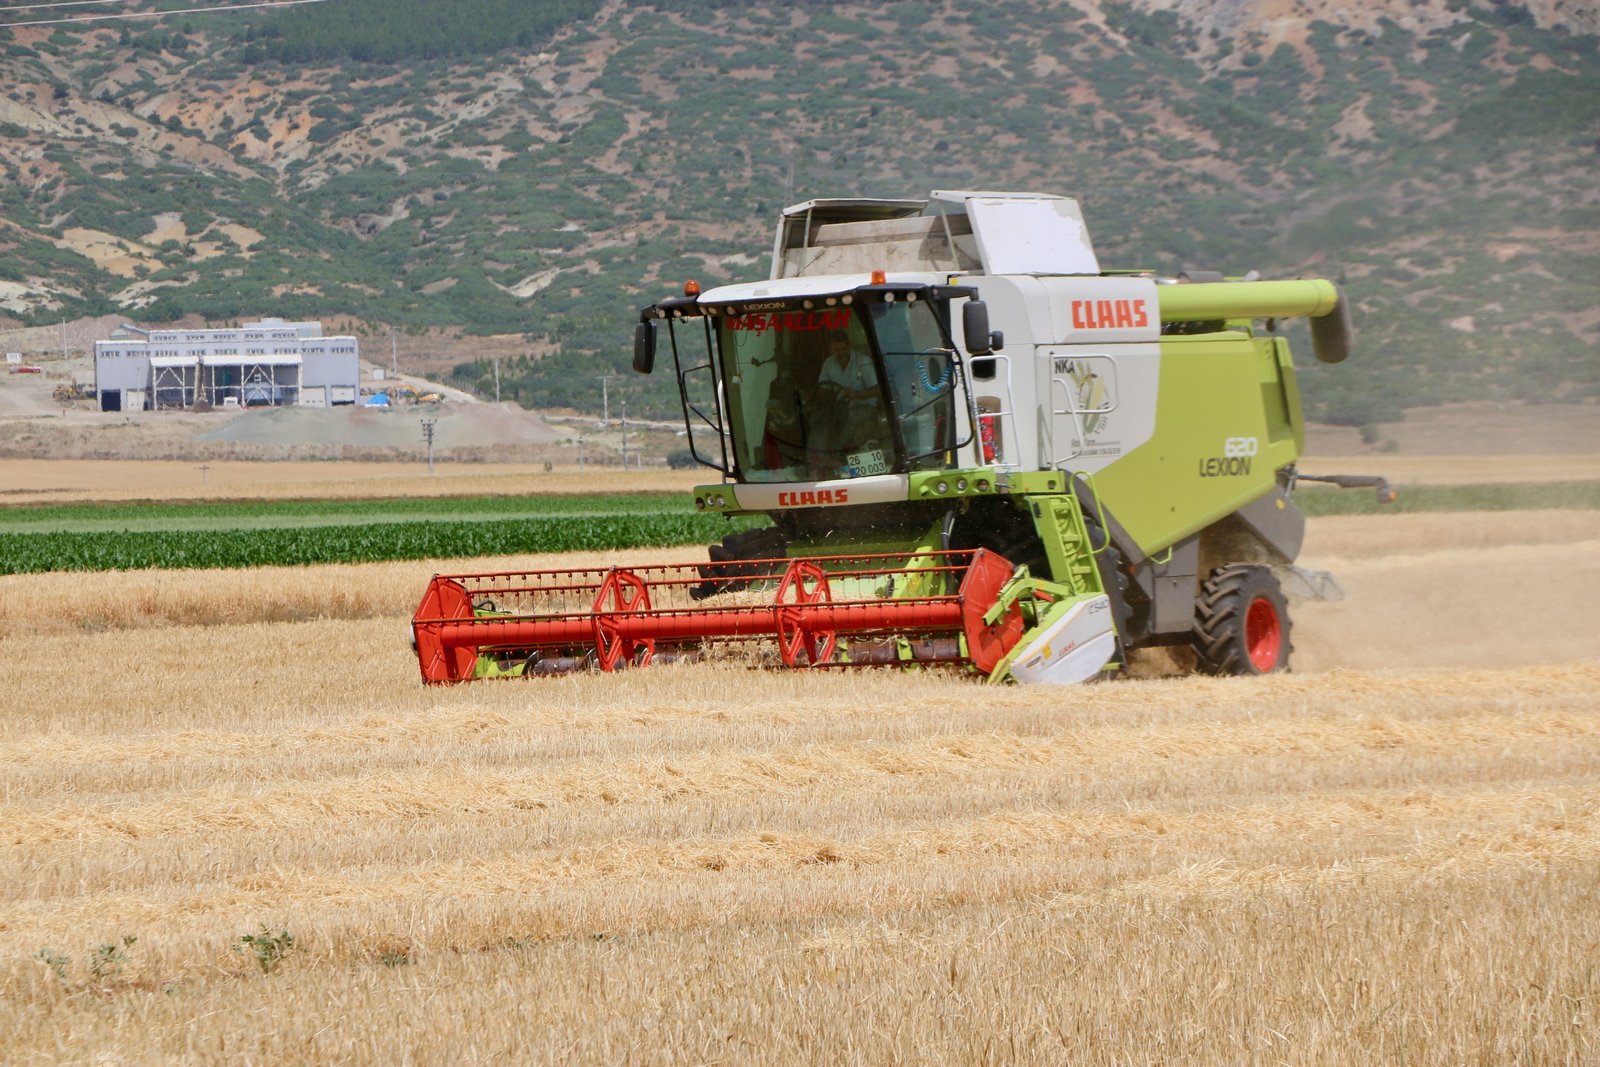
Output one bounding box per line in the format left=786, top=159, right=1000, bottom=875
left=816, top=333, right=876, bottom=400
left=806, top=332, right=881, bottom=476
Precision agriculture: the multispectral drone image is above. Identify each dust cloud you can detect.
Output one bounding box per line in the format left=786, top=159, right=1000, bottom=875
left=1293, top=511, right=1600, bottom=672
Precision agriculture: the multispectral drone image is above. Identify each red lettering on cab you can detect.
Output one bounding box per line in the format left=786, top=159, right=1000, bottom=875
left=776, top=487, right=851, bottom=507
left=1071, top=298, right=1151, bottom=331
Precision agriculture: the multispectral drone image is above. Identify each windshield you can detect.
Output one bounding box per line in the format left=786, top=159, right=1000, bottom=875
left=869, top=299, right=960, bottom=464
left=713, top=296, right=961, bottom=483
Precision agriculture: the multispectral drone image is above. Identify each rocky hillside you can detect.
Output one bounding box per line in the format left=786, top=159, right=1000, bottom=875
left=1, top=0, right=1595, bottom=425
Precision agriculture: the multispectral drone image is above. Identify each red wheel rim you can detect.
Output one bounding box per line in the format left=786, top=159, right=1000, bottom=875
left=1244, top=596, right=1281, bottom=672
left=774, top=560, right=836, bottom=667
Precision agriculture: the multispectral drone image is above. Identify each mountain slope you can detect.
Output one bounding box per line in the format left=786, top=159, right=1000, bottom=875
left=1, top=0, right=1595, bottom=423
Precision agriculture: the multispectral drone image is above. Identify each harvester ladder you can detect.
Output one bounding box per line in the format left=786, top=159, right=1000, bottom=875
left=1031, top=495, right=1105, bottom=600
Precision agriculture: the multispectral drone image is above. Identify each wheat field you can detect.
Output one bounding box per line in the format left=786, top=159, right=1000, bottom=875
left=1, top=460, right=706, bottom=504
left=1, top=511, right=1597, bottom=1064
left=4, top=453, right=1597, bottom=504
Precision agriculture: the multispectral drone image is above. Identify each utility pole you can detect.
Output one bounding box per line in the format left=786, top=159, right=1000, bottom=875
left=598, top=374, right=616, bottom=425
left=493, top=356, right=501, bottom=402
left=390, top=331, right=397, bottom=377
left=620, top=399, right=628, bottom=468
left=577, top=434, right=585, bottom=471
left=421, top=417, right=437, bottom=475
left=198, top=463, right=210, bottom=487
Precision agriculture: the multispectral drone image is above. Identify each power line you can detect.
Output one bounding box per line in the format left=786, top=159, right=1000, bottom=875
left=0, top=0, right=329, bottom=29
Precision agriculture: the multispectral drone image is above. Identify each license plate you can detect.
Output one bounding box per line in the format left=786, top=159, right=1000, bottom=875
left=846, top=449, right=889, bottom=475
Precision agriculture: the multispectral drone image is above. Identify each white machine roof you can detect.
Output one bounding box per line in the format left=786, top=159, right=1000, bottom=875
left=963, top=195, right=1099, bottom=275
left=773, top=190, right=1100, bottom=279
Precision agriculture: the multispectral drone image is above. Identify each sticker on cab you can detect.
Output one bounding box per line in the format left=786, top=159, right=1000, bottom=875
left=845, top=449, right=889, bottom=476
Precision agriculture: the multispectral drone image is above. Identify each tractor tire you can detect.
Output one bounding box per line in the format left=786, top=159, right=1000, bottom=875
left=1191, top=563, right=1292, bottom=676
left=690, top=526, right=789, bottom=600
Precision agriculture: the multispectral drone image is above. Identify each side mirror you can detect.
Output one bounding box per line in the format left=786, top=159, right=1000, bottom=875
left=962, top=300, right=992, bottom=355
left=633, top=321, right=656, bottom=375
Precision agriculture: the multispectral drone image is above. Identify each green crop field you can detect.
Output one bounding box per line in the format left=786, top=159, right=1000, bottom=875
left=0, top=492, right=690, bottom=534
left=0, top=492, right=756, bottom=574
left=1293, top=480, right=1600, bottom=516
left=2, top=482, right=1595, bottom=575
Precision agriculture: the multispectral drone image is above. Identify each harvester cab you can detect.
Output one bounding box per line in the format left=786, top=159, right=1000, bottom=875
left=413, top=191, right=1383, bottom=685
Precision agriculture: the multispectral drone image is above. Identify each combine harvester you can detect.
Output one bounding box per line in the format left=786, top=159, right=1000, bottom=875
left=414, top=191, right=1389, bottom=685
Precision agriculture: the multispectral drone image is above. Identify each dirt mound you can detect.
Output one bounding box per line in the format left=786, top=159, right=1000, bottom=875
left=195, top=402, right=565, bottom=451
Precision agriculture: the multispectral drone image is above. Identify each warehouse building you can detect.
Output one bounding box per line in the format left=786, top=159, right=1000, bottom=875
left=93, top=319, right=360, bottom=412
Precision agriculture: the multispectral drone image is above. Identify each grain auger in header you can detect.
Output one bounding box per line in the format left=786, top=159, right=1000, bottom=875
left=413, top=191, right=1391, bottom=686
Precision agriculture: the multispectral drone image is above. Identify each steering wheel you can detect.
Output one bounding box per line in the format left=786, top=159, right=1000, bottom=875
left=811, top=380, right=849, bottom=406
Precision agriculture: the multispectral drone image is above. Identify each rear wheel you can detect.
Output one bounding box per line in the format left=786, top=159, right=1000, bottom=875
left=1191, top=564, right=1291, bottom=675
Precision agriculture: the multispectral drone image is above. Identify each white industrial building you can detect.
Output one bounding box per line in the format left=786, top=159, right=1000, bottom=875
left=93, top=318, right=360, bottom=412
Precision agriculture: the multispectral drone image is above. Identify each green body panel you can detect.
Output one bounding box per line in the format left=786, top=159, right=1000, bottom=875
left=1005, top=471, right=1073, bottom=495
left=1273, top=336, right=1307, bottom=457
left=1085, top=330, right=1302, bottom=556
left=474, top=654, right=532, bottom=680
left=782, top=515, right=945, bottom=561
left=783, top=516, right=951, bottom=599
left=906, top=468, right=1003, bottom=502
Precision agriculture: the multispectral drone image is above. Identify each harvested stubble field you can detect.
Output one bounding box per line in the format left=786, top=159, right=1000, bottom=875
left=0, top=460, right=707, bottom=505
left=6, top=455, right=1598, bottom=506
left=2, top=511, right=1598, bottom=1064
